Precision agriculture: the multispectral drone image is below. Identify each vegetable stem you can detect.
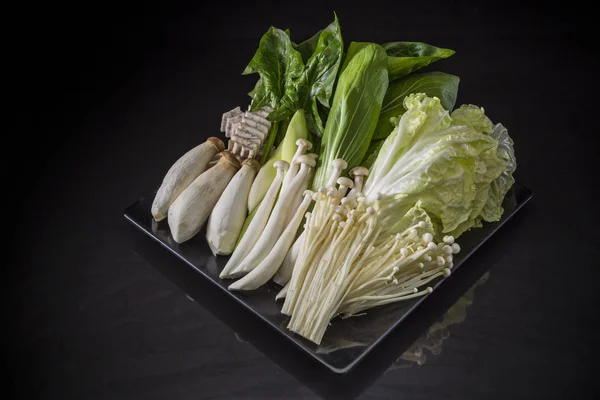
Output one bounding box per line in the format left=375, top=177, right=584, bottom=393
left=260, top=121, right=280, bottom=165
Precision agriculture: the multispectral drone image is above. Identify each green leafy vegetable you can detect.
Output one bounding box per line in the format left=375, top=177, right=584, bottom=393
left=361, top=139, right=384, bottom=169
left=311, top=41, right=389, bottom=190
left=363, top=94, right=509, bottom=238
left=373, top=72, right=460, bottom=139
left=243, top=27, right=304, bottom=116
left=294, top=30, right=323, bottom=63
left=481, top=123, right=517, bottom=222
left=383, top=42, right=455, bottom=81
left=276, top=15, right=344, bottom=136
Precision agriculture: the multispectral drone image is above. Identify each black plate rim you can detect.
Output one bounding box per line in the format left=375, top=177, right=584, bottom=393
left=124, top=183, right=533, bottom=374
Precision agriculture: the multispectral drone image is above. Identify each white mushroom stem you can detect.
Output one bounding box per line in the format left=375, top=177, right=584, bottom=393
left=229, top=190, right=314, bottom=291
left=219, top=160, right=289, bottom=278
left=272, top=230, right=304, bottom=286
left=275, top=281, right=290, bottom=300
left=167, top=151, right=240, bottom=243
left=326, top=159, right=348, bottom=188
left=282, top=139, right=313, bottom=191
left=152, top=137, right=224, bottom=221
left=280, top=182, right=463, bottom=344
left=282, top=164, right=315, bottom=227
left=347, top=167, right=369, bottom=200
left=229, top=155, right=316, bottom=276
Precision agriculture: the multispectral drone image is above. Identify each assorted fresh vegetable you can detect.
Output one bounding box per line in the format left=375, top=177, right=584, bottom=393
left=147, top=14, right=517, bottom=345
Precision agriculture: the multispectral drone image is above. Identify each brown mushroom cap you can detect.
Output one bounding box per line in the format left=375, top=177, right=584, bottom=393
left=207, top=137, right=226, bottom=153
left=219, top=151, right=241, bottom=169
left=242, top=158, right=261, bottom=172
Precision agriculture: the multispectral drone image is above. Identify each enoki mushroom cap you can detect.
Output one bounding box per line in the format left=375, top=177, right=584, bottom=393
left=443, top=235, right=455, bottom=244
left=332, top=213, right=344, bottom=223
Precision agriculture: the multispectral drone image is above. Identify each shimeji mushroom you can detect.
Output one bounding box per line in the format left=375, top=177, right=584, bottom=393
left=167, top=151, right=240, bottom=243
left=346, top=166, right=369, bottom=200
left=219, top=160, right=289, bottom=279
left=152, top=137, right=224, bottom=221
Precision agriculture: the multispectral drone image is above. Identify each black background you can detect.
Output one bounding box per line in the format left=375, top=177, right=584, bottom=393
left=6, top=1, right=599, bottom=399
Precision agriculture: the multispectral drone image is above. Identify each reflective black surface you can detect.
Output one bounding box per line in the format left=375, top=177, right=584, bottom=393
left=124, top=185, right=532, bottom=373
left=8, top=1, right=598, bottom=399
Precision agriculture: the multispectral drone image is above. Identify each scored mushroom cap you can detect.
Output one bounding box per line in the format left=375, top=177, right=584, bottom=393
left=296, top=138, right=313, bottom=151
left=336, top=177, right=354, bottom=188
left=349, top=166, right=369, bottom=178
left=296, top=154, right=317, bottom=168
left=207, top=137, right=226, bottom=153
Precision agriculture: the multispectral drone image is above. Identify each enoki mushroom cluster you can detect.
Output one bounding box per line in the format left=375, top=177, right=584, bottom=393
left=281, top=159, right=461, bottom=345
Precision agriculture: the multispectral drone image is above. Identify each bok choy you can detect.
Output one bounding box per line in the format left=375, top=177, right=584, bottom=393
left=311, top=42, right=389, bottom=190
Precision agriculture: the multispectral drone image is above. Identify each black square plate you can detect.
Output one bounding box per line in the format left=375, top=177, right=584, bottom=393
left=124, top=183, right=532, bottom=373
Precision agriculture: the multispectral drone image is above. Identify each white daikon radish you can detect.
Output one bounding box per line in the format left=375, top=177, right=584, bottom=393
left=152, top=137, right=224, bottom=221
left=167, top=151, right=240, bottom=243
left=206, top=158, right=260, bottom=255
